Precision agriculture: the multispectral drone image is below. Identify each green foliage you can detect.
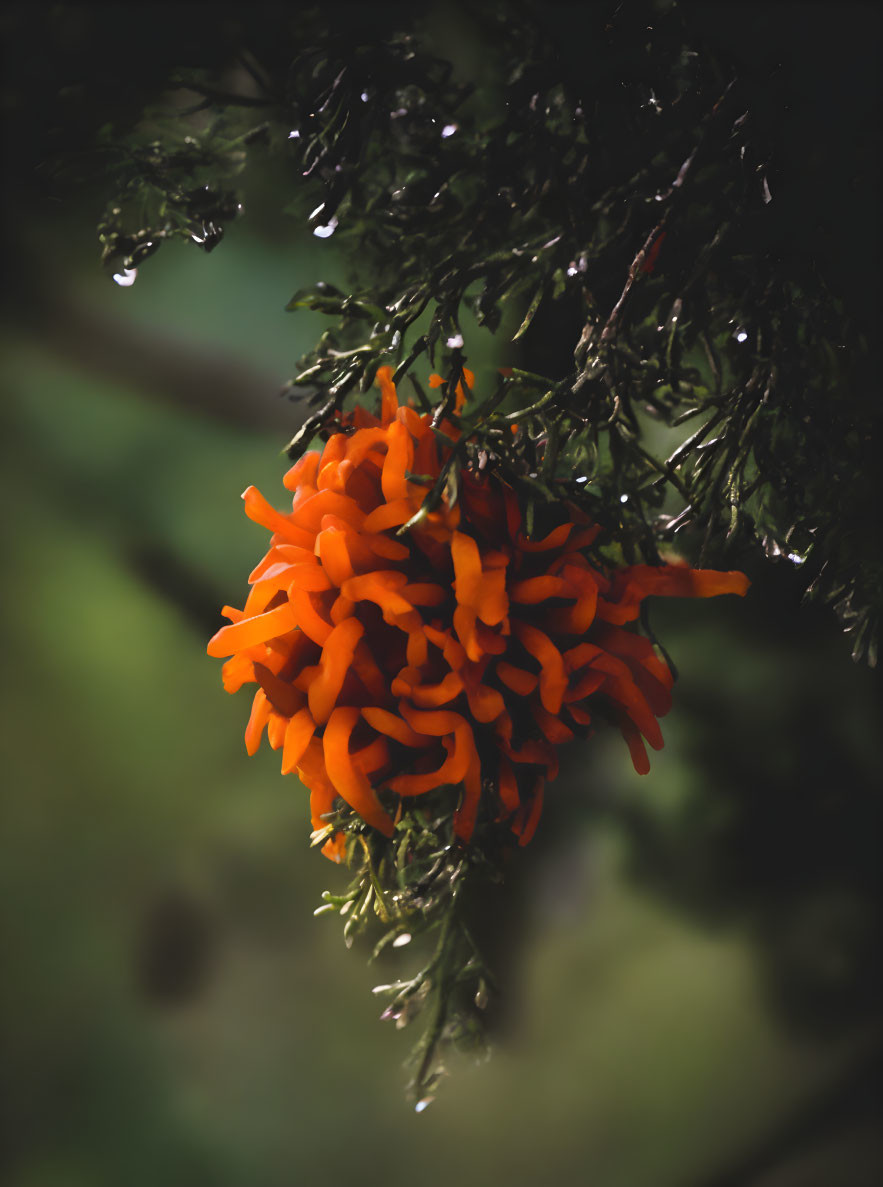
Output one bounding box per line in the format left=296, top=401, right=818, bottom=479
left=312, top=795, right=502, bottom=1106
left=96, top=99, right=267, bottom=275
left=92, top=3, right=879, bottom=665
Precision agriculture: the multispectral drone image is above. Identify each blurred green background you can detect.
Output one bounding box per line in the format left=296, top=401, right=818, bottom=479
left=2, top=5, right=882, bottom=1186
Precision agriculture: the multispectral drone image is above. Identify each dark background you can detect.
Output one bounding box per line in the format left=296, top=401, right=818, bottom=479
left=2, top=4, right=881, bottom=1185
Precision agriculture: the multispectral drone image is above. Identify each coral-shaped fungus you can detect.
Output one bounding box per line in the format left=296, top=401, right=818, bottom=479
left=208, top=367, right=748, bottom=859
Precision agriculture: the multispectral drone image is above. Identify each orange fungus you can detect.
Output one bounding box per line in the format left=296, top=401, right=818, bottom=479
left=208, top=366, right=748, bottom=858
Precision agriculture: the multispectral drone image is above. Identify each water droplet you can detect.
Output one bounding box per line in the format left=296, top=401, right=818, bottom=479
left=314, top=217, right=338, bottom=239
left=112, top=268, right=137, bottom=287
left=646, top=91, right=663, bottom=115
left=415, top=1097, right=434, bottom=1113
left=441, top=123, right=458, bottom=138
left=620, top=493, right=629, bottom=503
left=446, top=333, right=464, bottom=349
left=392, top=932, right=412, bottom=948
